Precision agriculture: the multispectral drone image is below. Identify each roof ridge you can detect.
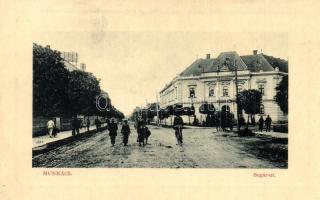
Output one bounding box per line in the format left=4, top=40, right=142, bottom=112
left=261, top=53, right=288, bottom=62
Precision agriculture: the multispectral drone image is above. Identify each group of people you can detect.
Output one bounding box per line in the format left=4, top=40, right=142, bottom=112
left=105, top=117, right=152, bottom=147
left=135, top=117, right=152, bottom=146
left=258, top=115, right=272, bottom=132
left=46, top=113, right=185, bottom=147
left=46, top=117, right=103, bottom=138
left=46, top=113, right=273, bottom=145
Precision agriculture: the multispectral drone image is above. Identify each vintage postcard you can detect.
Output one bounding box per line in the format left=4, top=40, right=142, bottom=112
left=1, top=0, right=319, bottom=199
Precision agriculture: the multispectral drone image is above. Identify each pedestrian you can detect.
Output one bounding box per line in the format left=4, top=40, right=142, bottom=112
left=71, top=116, right=80, bottom=136
left=121, top=119, right=131, bottom=146
left=47, top=118, right=55, bottom=138
left=239, top=115, right=246, bottom=129
left=144, top=126, right=151, bottom=145
left=94, top=118, right=101, bottom=132
left=215, top=115, right=220, bottom=131
left=251, top=116, right=256, bottom=131
left=52, top=119, right=59, bottom=137
left=86, top=118, right=90, bottom=131
left=108, top=118, right=118, bottom=147
left=136, top=116, right=146, bottom=146
left=258, top=116, right=264, bottom=132
left=173, top=113, right=184, bottom=145
left=202, top=119, right=206, bottom=127
left=265, top=115, right=272, bottom=132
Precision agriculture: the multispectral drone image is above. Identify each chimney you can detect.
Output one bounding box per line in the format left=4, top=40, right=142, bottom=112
left=206, top=54, right=211, bottom=59
left=80, top=63, right=86, bottom=71
left=253, top=50, right=258, bottom=55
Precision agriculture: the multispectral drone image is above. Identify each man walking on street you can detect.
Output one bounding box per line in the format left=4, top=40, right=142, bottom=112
left=173, top=113, right=184, bottom=145
left=71, top=116, right=80, bottom=136
left=108, top=118, right=118, bottom=147
left=136, top=116, right=146, bottom=146
left=265, top=115, right=272, bottom=132
left=86, top=118, right=90, bottom=131
left=239, top=115, right=246, bottom=130
left=258, top=116, right=264, bottom=132
left=47, top=118, right=55, bottom=138
left=95, top=118, right=101, bottom=132
left=121, top=119, right=130, bottom=146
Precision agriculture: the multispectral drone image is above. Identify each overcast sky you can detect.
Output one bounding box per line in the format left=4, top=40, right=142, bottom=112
left=35, top=31, right=287, bottom=116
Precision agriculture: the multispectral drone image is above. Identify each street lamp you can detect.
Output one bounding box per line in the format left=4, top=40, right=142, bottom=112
left=233, top=59, right=240, bottom=132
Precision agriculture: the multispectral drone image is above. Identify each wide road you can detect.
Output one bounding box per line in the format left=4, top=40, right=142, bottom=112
left=32, top=125, right=287, bottom=168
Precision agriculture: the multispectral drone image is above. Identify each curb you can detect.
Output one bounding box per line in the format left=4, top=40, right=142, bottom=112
left=32, top=127, right=108, bottom=157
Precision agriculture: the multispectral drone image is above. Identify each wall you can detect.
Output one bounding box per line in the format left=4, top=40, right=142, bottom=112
left=159, top=71, right=287, bottom=123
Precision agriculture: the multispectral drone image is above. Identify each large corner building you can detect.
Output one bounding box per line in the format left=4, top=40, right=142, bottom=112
left=159, top=50, right=288, bottom=123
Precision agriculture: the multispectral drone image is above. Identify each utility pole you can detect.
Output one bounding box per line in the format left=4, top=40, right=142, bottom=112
left=145, top=99, right=148, bottom=125
left=234, top=59, right=240, bottom=132
left=156, top=91, right=160, bottom=126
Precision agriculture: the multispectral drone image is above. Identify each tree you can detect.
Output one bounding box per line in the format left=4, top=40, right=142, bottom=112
left=173, top=104, right=184, bottom=116
left=33, top=43, right=71, bottom=117
left=275, top=75, right=288, bottom=114
left=199, top=102, right=215, bottom=126
left=237, top=89, right=262, bottom=129
left=67, top=70, right=101, bottom=116
left=166, top=105, right=174, bottom=126
left=183, top=106, right=195, bottom=125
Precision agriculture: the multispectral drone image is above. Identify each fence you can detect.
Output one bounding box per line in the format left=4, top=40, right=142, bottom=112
left=33, top=116, right=107, bottom=137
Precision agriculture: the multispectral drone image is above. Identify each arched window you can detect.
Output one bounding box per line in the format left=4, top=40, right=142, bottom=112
left=209, top=87, right=214, bottom=96
left=260, top=104, right=265, bottom=114
left=223, top=86, right=229, bottom=96
left=222, top=105, right=230, bottom=113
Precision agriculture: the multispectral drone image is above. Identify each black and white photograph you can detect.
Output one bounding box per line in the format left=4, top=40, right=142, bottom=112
left=4, top=0, right=320, bottom=199
left=32, top=32, right=288, bottom=168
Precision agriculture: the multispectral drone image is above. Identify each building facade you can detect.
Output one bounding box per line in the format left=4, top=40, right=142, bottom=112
left=159, top=51, right=288, bottom=123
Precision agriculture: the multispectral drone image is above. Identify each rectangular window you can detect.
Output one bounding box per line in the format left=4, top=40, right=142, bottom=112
left=259, top=85, right=265, bottom=96
left=260, top=105, right=265, bottom=114
left=209, top=88, right=214, bottom=96
left=223, top=87, right=228, bottom=96
left=189, top=88, right=195, bottom=98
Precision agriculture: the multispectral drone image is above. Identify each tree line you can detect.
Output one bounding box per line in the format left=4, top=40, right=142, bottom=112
left=33, top=43, right=124, bottom=119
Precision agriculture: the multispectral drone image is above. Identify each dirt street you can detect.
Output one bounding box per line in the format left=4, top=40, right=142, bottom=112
left=32, top=125, right=287, bottom=168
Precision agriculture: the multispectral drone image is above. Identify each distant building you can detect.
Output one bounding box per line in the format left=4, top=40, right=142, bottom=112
left=159, top=50, right=288, bottom=123
left=60, top=53, right=86, bottom=72
left=80, top=63, right=86, bottom=71
left=63, top=60, right=79, bottom=71
left=61, top=52, right=78, bottom=66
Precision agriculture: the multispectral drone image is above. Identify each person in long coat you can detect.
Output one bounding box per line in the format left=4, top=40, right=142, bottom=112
left=173, top=114, right=184, bottom=145
left=121, top=120, right=131, bottom=146
left=71, top=117, right=80, bottom=136
left=136, top=117, right=146, bottom=146
left=265, top=115, right=272, bottom=132
left=258, top=116, right=264, bottom=132
left=144, top=126, right=151, bottom=145
left=108, top=118, right=118, bottom=147
left=86, top=118, right=90, bottom=131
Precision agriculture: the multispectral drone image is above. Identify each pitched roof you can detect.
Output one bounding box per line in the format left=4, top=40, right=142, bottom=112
left=261, top=54, right=288, bottom=72
left=179, top=51, right=288, bottom=77
left=240, top=54, right=274, bottom=72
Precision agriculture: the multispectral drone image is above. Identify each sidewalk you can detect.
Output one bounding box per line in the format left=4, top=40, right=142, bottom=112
left=33, top=124, right=106, bottom=148
left=255, top=131, right=288, bottom=139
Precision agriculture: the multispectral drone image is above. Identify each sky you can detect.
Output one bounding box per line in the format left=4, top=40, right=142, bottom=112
left=35, top=31, right=287, bottom=116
